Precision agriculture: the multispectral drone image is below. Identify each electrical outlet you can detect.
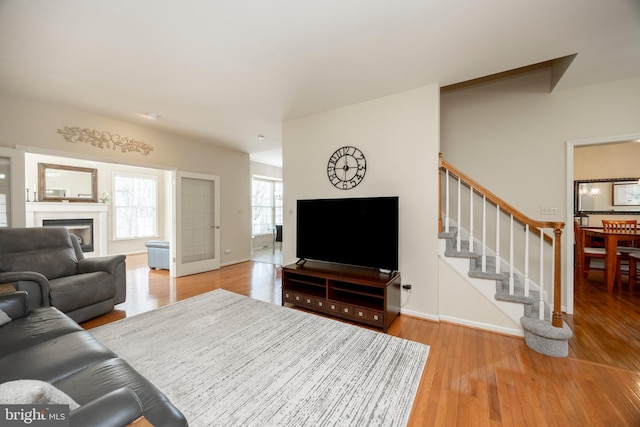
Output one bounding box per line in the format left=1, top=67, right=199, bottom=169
left=540, top=206, right=557, bottom=215
left=223, top=249, right=231, bottom=254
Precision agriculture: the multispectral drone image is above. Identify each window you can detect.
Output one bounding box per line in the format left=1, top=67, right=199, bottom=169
left=113, top=173, right=157, bottom=239
left=252, top=177, right=282, bottom=235
left=0, top=194, right=7, bottom=228
left=0, top=157, right=9, bottom=227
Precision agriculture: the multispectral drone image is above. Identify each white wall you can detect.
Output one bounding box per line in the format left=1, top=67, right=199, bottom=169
left=441, top=72, right=640, bottom=310
left=438, top=258, right=520, bottom=333
left=283, top=84, right=440, bottom=318
left=250, top=161, right=282, bottom=180
left=441, top=73, right=640, bottom=222
left=0, top=93, right=252, bottom=265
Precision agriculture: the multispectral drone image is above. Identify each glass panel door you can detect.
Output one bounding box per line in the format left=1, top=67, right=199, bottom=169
left=172, top=171, right=220, bottom=277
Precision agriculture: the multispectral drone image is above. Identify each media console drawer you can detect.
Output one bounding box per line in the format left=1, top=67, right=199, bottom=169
left=282, top=261, right=401, bottom=332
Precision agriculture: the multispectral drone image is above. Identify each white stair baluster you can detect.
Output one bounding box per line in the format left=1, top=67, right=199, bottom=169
left=524, top=224, right=530, bottom=297
left=469, top=186, right=474, bottom=253
left=509, top=214, right=514, bottom=295
left=482, top=196, right=487, bottom=272
left=456, top=177, right=461, bottom=251
left=445, top=170, right=450, bottom=233
left=539, top=228, right=545, bottom=320
left=495, top=206, right=501, bottom=274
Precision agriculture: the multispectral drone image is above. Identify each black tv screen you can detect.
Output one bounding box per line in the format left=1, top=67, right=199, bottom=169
left=296, top=197, right=399, bottom=271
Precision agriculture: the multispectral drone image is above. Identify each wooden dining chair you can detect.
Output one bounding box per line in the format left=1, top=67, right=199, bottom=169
left=574, top=221, right=621, bottom=286
left=602, top=219, right=638, bottom=233
left=602, top=220, right=640, bottom=286
left=630, top=252, right=640, bottom=291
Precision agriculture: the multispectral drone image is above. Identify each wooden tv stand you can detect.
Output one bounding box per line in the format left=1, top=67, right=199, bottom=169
left=282, top=261, right=401, bottom=332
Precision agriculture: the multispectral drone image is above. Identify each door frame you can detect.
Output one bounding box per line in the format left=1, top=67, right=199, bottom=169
left=565, top=132, right=640, bottom=314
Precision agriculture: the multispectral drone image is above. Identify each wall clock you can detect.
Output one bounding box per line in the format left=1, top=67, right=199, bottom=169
left=327, top=146, right=367, bottom=190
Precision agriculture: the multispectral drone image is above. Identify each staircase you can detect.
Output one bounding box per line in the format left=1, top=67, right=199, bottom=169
left=439, top=225, right=572, bottom=357
left=439, top=155, right=573, bottom=357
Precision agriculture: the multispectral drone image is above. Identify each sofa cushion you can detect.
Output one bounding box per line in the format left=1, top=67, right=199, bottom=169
left=49, top=272, right=115, bottom=313
left=0, top=228, right=78, bottom=279
left=0, top=307, right=83, bottom=358
left=0, top=330, right=116, bottom=384
left=0, top=309, right=10, bottom=326
left=0, top=379, right=80, bottom=410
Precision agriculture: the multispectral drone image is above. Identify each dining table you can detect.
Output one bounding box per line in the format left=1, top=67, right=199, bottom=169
left=581, top=227, right=640, bottom=293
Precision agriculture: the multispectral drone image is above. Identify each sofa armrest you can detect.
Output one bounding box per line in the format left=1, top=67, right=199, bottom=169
left=78, top=255, right=126, bottom=275
left=70, top=387, right=143, bottom=427
left=0, top=271, right=50, bottom=306
left=78, top=255, right=127, bottom=304
left=0, top=291, right=29, bottom=319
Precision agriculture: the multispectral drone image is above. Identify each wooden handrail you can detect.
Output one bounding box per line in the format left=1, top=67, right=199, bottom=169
left=439, top=154, right=563, bottom=240
left=439, top=154, right=565, bottom=328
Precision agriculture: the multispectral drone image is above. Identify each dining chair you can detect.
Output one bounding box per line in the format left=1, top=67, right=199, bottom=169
left=272, top=224, right=282, bottom=254
left=629, top=252, right=640, bottom=291
left=602, top=219, right=640, bottom=284
left=602, top=220, right=639, bottom=249
left=602, top=219, right=638, bottom=233
left=574, top=221, right=621, bottom=287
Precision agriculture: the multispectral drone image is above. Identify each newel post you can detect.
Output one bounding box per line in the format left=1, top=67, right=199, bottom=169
left=552, top=224, right=564, bottom=328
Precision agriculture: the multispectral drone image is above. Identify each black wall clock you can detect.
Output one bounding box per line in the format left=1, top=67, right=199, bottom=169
left=327, top=146, right=367, bottom=190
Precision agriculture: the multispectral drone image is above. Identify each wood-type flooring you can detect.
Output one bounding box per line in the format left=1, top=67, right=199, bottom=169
left=82, top=255, right=640, bottom=426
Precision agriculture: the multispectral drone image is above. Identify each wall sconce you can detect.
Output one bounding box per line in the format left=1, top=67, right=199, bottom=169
left=574, top=212, right=589, bottom=227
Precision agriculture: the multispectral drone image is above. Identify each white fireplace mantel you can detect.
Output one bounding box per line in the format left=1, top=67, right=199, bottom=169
left=26, top=202, right=109, bottom=257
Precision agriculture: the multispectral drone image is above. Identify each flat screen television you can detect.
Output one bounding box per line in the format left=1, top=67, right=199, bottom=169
left=296, top=196, right=399, bottom=271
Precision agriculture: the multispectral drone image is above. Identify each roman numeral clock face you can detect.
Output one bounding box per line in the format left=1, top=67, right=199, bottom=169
left=327, top=146, right=367, bottom=190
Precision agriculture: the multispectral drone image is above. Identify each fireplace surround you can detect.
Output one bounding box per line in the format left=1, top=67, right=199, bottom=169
left=43, top=218, right=94, bottom=252
left=26, top=202, right=108, bottom=257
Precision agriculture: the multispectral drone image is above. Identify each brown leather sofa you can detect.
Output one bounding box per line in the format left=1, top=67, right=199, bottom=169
left=0, top=227, right=126, bottom=323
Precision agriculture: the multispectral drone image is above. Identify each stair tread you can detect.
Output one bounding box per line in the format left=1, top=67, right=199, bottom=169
left=439, top=201, right=570, bottom=356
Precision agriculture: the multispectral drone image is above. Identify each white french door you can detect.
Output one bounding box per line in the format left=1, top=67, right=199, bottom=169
left=171, top=171, right=220, bottom=277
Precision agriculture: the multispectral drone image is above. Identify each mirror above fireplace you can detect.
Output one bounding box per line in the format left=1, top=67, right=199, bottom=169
left=38, top=163, right=98, bottom=203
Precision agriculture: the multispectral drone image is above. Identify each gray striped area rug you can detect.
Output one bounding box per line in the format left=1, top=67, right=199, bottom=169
left=90, top=289, right=430, bottom=427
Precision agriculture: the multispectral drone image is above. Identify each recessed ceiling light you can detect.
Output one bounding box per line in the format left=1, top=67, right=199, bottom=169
left=258, top=135, right=265, bottom=140
left=143, top=113, right=160, bottom=120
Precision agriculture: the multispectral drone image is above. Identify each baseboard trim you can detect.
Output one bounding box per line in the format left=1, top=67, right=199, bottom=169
left=439, top=315, right=524, bottom=337
left=400, top=308, right=440, bottom=322
left=222, top=258, right=251, bottom=267
left=397, top=310, right=525, bottom=338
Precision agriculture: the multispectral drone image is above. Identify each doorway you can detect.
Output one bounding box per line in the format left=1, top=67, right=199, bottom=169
left=250, top=175, right=283, bottom=265
left=566, top=133, right=640, bottom=313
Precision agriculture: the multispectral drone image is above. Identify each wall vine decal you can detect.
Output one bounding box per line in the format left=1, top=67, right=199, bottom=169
left=57, top=126, right=154, bottom=156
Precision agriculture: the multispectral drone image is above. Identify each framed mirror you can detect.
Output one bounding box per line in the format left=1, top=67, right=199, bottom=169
left=574, top=177, right=640, bottom=215
left=38, top=163, right=98, bottom=202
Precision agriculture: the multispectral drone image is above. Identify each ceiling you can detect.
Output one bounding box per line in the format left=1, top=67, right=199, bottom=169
left=1, top=1, right=639, bottom=167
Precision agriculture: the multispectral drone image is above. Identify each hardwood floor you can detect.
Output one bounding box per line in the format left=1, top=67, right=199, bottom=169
left=82, top=254, right=640, bottom=426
